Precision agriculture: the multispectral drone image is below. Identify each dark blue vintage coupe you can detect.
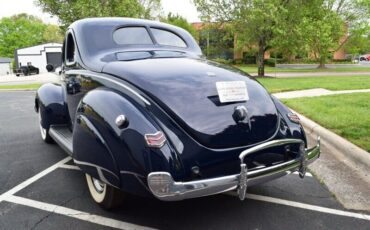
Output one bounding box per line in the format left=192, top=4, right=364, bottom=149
left=35, top=18, right=320, bottom=209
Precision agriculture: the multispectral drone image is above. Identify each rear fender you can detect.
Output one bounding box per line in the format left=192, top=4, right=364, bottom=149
left=35, top=83, right=69, bottom=128
left=271, top=96, right=307, bottom=145
left=73, top=87, right=173, bottom=195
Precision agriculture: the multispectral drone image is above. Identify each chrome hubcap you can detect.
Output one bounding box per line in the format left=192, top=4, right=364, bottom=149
left=92, top=177, right=105, bottom=193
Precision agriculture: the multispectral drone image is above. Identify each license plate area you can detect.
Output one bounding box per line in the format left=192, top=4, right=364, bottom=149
left=216, top=81, right=249, bottom=103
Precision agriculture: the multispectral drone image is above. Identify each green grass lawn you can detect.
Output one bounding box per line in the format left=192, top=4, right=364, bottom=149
left=0, top=83, right=42, bottom=90
left=283, top=93, right=370, bottom=152
left=257, top=76, right=370, bottom=93
left=238, top=65, right=370, bottom=73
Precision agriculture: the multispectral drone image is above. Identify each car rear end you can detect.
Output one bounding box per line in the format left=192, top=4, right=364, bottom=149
left=147, top=137, right=320, bottom=201
left=101, top=57, right=322, bottom=201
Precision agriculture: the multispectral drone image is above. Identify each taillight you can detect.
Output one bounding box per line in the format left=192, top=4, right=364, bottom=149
left=145, top=131, right=166, bottom=148
left=287, top=113, right=300, bottom=124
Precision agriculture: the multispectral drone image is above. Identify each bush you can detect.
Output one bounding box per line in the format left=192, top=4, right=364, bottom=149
left=212, top=58, right=233, bottom=65
left=233, top=59, right=243, bottom=65
left=330, top=59, right=352, bottom=64
left=243, top=55, right=256, bottom=64
left=264, top=58, right=278, bottom=67
left=278, top=58, right=317, bottom=64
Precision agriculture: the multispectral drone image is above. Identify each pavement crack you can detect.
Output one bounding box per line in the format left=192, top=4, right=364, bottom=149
left=30, top=190, right=88, bottom=229
left=57, top=189, right=88, bottom=208
left=30, top=211, right=54, bottom=230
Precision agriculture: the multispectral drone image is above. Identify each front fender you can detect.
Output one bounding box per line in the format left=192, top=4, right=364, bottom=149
left=73, top=87, right=175, bottom=195
left=35, top=83, right=68, bottom=128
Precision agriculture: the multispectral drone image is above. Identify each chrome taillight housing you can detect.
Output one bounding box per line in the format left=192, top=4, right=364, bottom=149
left=145, top=131, right=166, bottom=148
left=287, top=113, right=300, bottom=124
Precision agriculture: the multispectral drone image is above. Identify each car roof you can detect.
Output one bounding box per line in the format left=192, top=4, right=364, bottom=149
left=68, top=18, right=203, bottom=72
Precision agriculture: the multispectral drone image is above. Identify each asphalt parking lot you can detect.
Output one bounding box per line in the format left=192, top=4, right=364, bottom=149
left=0, top=91, right=369, bottom=230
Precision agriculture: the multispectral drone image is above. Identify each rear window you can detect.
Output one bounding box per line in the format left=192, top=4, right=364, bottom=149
left=113, top=27, right=153, bottom=45
left=151, top=28, right=187, bottom=48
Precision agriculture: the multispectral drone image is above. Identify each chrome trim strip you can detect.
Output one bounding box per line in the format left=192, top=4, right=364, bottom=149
left=239, top=139, right=303, bottom=162
left=73, top=159, right=119, bottom=180
left=120, top=171, right=151, bottom=192
left=147, top=137, right=320, bottom=201
left=120, top=170, right=145, bottom=178
left=65, top=70, right=151, bottom=105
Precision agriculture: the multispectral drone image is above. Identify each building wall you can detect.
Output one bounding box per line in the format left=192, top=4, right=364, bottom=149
left=16, top=43, right=62, bottom=73
left=0, top=63, right=11, bottom=75
left=333, top=48, right=346, bottom=60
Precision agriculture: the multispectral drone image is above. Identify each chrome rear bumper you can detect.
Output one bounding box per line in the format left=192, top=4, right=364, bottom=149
left=148, top=137, right=320, bottom=201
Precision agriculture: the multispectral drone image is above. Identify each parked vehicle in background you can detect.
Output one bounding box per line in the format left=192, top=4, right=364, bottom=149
left=15, top=65, right=39, bottom=76
left=359, top=55, right=370, bottom=61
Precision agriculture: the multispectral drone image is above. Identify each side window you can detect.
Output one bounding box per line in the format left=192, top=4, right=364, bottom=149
left=62, top=40, right=66, bottom=64
left=65, top=32, right=76, bottom=65
left=151, top=28, right=187, bottom=48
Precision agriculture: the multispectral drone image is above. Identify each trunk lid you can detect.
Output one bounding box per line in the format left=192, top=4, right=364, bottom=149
left=103, top=58, right=279, bottom=149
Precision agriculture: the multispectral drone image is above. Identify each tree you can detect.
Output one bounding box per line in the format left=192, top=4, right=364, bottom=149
left=194, top=0, right=305, bottom=77
left=344, top=26, right=370, bottom=57
left=43, top=24, right=64, bottom=43
left=161, top=13, right=197, bottom=37
left=139, top=0, right=162, bottom=19
left=301, top=1, right=345, bottom=68
left=35, top=0, right=162, bottom=29
left=0, top=14, right=46, bottom=58
left=270, top=1, right=309, bottom=62
left=336, top=0, right=370, bottom=56
left=194, top=0, right=369, bottom=72
left=302, top=0, right=370, bottom=68
left=198, top=23, right=234, bottom=60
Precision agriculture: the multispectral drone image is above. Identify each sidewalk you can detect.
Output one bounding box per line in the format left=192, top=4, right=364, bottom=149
left=250, top=71, right=370, bottom=78
left=273, top=88, right=370, bottom=99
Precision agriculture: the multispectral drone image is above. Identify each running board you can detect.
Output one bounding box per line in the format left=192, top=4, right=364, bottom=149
left=49, top=125, right=73, bottom=155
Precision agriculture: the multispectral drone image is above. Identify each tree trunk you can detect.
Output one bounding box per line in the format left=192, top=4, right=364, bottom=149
left=257, top=38, right=266, bottom=77
left=318, top=56, right=326, bottom=69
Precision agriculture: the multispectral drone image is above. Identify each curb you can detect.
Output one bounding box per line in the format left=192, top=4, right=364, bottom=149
left=0, top=89, right=37, bottom=91
left=292, top=109, right=370, bottom=171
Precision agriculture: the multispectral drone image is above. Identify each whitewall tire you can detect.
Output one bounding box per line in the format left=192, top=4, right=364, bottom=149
left=38, top=111, right=53, bottom=143
left=85, top=174, right=125, bottom=209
